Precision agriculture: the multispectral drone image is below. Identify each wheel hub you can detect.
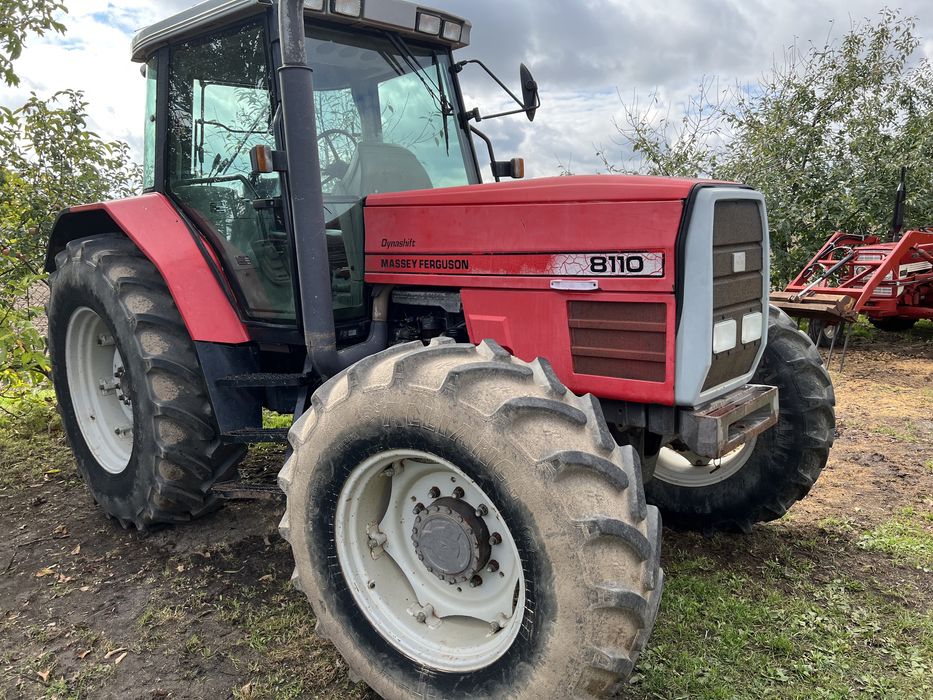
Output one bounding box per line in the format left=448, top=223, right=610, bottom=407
left=412, top=497, right=491, bottom=583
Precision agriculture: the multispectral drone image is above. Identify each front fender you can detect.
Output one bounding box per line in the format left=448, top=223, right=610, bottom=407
left=46, top=193, right=249, bottom=344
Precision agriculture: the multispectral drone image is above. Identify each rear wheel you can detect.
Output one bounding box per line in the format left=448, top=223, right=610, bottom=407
left=646, top=306, right=835, bottom=533
left=807, top=318, right=840, bottom=348
left=869, top=317, right=917, bottom=333
left=279, top=338, right=663, bottom=698
left=48, top=235, right=245, bottom=529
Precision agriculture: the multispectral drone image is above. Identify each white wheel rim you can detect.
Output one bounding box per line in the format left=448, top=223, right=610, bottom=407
left=334, top=449, right=525, bottom=672
left=65, top=307, right=134, bottom=474
left=653, top=437, right=757, bottom=488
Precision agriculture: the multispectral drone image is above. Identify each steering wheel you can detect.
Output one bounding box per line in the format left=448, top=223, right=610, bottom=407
left=318, top=129, right=360, bottom=189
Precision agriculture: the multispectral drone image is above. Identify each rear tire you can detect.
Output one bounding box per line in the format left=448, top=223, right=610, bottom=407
left=869, top=317, right=917, bottom=333
left=48, top=235, right=245, bottom=529
left=279, top=338, right=663, bottom=698
left=646, top=306, right=835, bottom=533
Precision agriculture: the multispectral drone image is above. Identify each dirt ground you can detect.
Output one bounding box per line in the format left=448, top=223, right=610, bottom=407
left=1, top=323, right=931, bottom=699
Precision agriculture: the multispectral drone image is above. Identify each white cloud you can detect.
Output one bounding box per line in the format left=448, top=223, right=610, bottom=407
left=3, top=0, right=931, bottom=179
left=0, top=1, right=189, bottom=154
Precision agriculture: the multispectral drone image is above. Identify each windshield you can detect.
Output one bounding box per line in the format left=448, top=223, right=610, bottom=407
left=305, top=25, right=476, bottom=198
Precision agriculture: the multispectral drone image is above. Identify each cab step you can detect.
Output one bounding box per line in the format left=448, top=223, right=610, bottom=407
left=222, top=428, right=291, bottom=444
left=216, top=373, right=311, bottom=388
left=212, top=481, right=284, bottom=502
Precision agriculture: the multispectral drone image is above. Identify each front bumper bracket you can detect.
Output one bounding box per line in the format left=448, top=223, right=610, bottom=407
left=679, top=385, right=779, bottom=459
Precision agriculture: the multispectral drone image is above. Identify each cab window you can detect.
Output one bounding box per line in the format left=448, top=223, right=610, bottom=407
left=166, top=20, right=293, bottom=322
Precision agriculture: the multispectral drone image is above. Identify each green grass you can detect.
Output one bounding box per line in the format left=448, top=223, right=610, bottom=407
left=262, top=409, right=293, bottom=430
left=870, top=421, right=920, bottom=443
left=858, top=518, right=933, bottom=572
left=631, top=554, right=933, bottom=699
left=0, top=391, right=68, bottom=489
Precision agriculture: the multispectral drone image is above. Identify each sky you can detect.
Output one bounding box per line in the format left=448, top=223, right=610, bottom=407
left=2, top=0, right=932, bottom=179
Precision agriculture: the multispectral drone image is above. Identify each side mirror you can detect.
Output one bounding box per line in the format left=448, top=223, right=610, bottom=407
left=520, top=64, right=539, bottom=122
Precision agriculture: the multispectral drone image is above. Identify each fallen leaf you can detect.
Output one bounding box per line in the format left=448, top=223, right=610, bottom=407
left=176, top=564, right=184, bottom=573
left=35, top=566, right=57, bottom=578
left=37, top=667, right=52, bottom=682
left=70, top=544, right=81, bottom=555
left=113, top=651, right=128, bottom=665
left=239, top=682, right=253, bottom=698
left=77, top=649, right=92, bottom=659
left=259, top=574, right=273, bottom=582
left=53, top=525, right=68, bottom=536
left=104, top=647, right=127, bottom=660
left=56, top=574, right=74, bottom=584
left=79, top=585, right=90, bottom=592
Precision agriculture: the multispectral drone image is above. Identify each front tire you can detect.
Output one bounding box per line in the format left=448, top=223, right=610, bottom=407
left=279, top=338, right=662, bottom=698
left=646, top=306, right=835, bottom=533
left=48, top=235, right=245, bottom=529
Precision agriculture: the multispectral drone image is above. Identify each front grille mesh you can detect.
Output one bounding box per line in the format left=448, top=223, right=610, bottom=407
left=569, top=301, right=667, bottom=383
left=703, top=200, right=765, bottom=390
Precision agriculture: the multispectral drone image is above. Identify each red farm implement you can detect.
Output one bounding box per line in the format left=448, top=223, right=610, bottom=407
left=772, top=173, right=933, bottom=361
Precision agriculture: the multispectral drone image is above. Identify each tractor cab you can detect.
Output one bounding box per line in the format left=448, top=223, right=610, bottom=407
left=134, top=0, right=487, bottom=327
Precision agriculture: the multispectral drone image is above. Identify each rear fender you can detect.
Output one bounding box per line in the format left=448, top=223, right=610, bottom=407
left=46, top=193, right=249, bottom=344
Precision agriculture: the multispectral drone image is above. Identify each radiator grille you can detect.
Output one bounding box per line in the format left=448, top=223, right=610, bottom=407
left=569, top=301, right=667, bottom=383
left=703, top=200, right=765, bottom=391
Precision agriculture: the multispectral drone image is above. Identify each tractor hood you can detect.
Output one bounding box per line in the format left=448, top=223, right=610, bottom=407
left=362, top=175, right=722, bottom=276
left=366, top=174, right=706, bottom=207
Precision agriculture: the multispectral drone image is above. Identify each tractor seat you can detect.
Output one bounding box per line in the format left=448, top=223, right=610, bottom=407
left=335, top=142, right=434, bottom=198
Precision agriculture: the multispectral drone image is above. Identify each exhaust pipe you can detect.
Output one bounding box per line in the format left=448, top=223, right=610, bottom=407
left=277, top=0, right=388, bottom=378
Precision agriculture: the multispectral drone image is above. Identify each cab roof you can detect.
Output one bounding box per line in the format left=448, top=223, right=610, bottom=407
left=131, top=0, right=472, bottom=62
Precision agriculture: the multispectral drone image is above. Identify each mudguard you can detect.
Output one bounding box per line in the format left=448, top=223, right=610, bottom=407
left=46, top=193, right=249, bottom=344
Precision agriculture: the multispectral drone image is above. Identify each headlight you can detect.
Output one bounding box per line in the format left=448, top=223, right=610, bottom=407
left=332, top=0, right=362, bottom=17
left=442, top=20, right=463, bottom=42
left=741, top=312, right=763, bottom=344
left=417, top=13, right=442, bottom=35
left=713, top=319, right=737, bottom=354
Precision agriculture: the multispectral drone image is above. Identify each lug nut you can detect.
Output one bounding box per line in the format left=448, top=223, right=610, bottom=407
left=475, top=504, right=488, bottom=517
left=452, top=487, right=465, bottom=499
left=429, top=487, right=440, bottom=499
left=489, top=532, right=502, bottom=546
left=415, top=612, right=427, bottom=623
left=413, top=503, right=425, bottom=515
left=469, top=575, right=483, bottom=588
left=487, top=560, right=499, bottom=573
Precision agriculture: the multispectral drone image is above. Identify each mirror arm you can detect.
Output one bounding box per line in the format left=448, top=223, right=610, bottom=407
left=469, top=125, right=502, bottom=183
left=455, top=59, right=527, bottom=112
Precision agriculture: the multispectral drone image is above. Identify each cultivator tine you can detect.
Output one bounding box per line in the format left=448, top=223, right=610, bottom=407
left=826, top=322, right=841, bottom=368
left=838, top=322, right=852, bottom=372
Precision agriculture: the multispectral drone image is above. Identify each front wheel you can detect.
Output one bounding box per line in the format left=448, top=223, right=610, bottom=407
left=646, top=306, right=835, bottom=533
left=279, top=339, right=662, bottom=698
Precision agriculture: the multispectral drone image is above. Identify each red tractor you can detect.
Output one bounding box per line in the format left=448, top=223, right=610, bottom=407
left=773, top=170, right=933, bottom=347
left=44, top=1, right=834, bottom=697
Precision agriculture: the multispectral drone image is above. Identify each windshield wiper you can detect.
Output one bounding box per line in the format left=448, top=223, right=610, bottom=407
left=382, top=32, right=452, bottom=154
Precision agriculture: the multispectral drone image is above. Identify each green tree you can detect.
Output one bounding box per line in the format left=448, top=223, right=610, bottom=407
left=0, top=0, right=138, bottom=398
left=0, top=91, right=139, bottom=391
left=0, top=0, right=66, bottom=87
left=612, top=9, right=933, bottom=285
